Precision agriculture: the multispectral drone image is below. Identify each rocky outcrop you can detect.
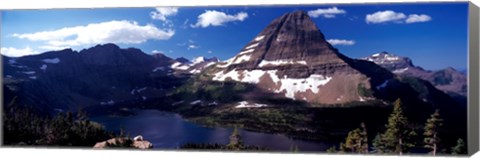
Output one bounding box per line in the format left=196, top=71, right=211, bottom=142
left=93, top=135, right=153, bottom=149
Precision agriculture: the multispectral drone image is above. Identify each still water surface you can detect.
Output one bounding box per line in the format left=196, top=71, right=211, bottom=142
left=91, top=109, right=330, bottom=152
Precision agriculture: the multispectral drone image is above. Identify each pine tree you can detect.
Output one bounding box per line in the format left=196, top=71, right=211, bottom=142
left=344, top=128, right=362, bottom=153
left=227, top=126, right=243, bottom=150
left=372, top=133, right=386, bottom=154
left=423, top=109, right=443, bottom=156
left=451, top=138, right=466, bottom=155
left=340, top=123, right=369, bottom=153
left=326, top=146, right=337, bottom=153
left=359, top=122, right=369, bottom=153
left=378, top=98, right=417, bottom=155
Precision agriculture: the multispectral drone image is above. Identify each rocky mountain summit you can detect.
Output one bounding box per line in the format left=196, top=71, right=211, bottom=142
left=361, top=52, right=467, bottom=97
left=208, top=11, right=401, bottom=104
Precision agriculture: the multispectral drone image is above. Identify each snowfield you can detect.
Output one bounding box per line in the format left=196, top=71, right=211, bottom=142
left=212, top=69, right=332, bottom=100
left=258, top=60, right=307, bottom=67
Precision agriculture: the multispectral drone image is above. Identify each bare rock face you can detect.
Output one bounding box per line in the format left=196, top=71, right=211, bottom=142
left=93, top=136, right=153, bottom=149
left=211, top=10, right=393, bottom=104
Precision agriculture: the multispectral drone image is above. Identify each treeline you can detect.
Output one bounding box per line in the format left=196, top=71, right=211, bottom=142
left=3, top=97, right=114, bottom=146
left=180, top=127, right=269, bottom=151
left=326, top=99, right=466, bottom=155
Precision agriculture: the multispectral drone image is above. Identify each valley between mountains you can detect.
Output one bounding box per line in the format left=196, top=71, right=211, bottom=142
left=3, top=11, right=467, bottom=154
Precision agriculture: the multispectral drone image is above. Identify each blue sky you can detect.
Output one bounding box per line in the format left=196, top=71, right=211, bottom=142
left=1, top=2, right=468, bottom=70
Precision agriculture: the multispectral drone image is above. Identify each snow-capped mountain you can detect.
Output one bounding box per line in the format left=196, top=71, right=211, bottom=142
left=171, top=56, right=219, bottom=74
left=361, top=52, right=467, bottom=97
left=2, top=44, right=182, bottom=112
left=361, top=52, right=415, bottom=73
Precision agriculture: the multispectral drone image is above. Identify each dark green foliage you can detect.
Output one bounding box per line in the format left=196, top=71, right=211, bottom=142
left=338, top=123, right=369, bottom=154
left=372, top=133, right=387, bottom=154
left=226, top=126, right=243, bottom=150
left=3, top=99, right=114, bottom=146
left=180, top=127, right=268, bottom=151
left=357, top=84, right=373, bottom=97
left=174, top=80, right=254, bottom=103
left=451, top=138, right=466, bottom=155
left=326, top=146, right=337, bottom=153
left=423, top=109, right=443, bottom=156
left=374, top=99, right=417, bottom=155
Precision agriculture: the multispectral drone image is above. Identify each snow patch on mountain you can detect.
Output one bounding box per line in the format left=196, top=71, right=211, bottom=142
left=393, top=67, right=409, bottom=73
left=152, top=67, right=166, bottom=72
left=190, top=100, right=202, bottom=105
left=274, top=74, right=332, bottom=99
left=212, top=69, right=332, bottom=100
left=171, top=62, right=190, bottom=70
left=245, top=43, right=260, bottom=50
left=254, top=35, right=265, bottom=41
left=100, top=100, right=115, bottom=105
left=376, top=80, right=389, bottom=90
left=192, top=57, right=206, bottom=65
left=258, top=60, right=307, bottom=67
left=40, top=64, right=48, bottom=71
left=22, top=71, right=36, bottom=75
left=235, top=101, right=268, bottom=108
left=238, top=49, right=255, bottom=56
left=42, top=58, right=60, bottom=64
left=8, top=59, right=16, bottom=64
left=233, top=54, right=251, bottom=64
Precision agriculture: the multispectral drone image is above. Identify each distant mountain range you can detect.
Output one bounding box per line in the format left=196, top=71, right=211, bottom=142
left=2, top=44, right=218, bottom=113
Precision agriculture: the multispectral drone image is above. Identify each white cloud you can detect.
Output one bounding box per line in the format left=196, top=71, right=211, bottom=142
left=366, top=10, right=432, bottom=24
left=366, top=10, right=406, bottom=24
left=406, top=14, right=432, bottom=23
left=307, top=7, right=346, bottom=18
left=327, top=39, right=355, bottom=46
left=13, top=20, right=174, bottom=50
left=1, top=46, right=41, bottom=57
left=187, top=44, right=199, bottom=50
left=207, top=50, right=213, bottom=54
left=191, top=10, right=248, bottom=28
left=150, top=7, right=178, bottom=21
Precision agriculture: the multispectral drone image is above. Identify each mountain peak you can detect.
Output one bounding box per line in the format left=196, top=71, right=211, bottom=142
left=215, top=9, right=340, bottom=72
left=210, top=11, right=394, bottom=104
left=362, top=52, right=414, bottom=71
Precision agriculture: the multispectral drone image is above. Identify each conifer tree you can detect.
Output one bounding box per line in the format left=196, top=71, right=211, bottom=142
left=376, top=98, right=417, bottom=155
left=344, top=128, right=362, bottom=153
left=326, top=146, right=337, bottom=153
left=359, top=122, right=369, bottom=153
left=423, top=109, right=443, bottom=156
left=372, top=133, right=386, bottom=154
left=341, top=123, right=369, bottom=153
left=451, top=138, right=466, bottom=155
left=227, top=126, right=243, bottom=150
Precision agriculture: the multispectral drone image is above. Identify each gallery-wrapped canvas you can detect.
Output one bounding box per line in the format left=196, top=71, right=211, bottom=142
left=1, top=1, right=478, bottom=157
